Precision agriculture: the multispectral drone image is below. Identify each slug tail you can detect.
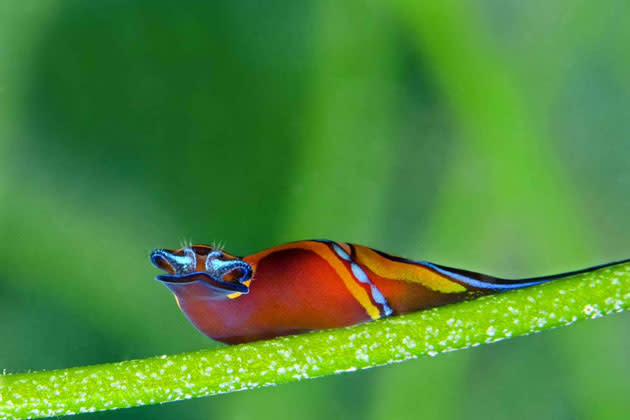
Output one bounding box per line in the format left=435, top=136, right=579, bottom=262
left=421, top=258, right=630, bottom=291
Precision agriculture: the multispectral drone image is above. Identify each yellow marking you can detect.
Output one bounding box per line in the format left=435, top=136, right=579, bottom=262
left=241, top=241, right=381, bottom=319
left=174, top=295, right=183, bottom=310
left=226, top=279, right=251, bottom=299
left=353, top=245, right=466, bottom=293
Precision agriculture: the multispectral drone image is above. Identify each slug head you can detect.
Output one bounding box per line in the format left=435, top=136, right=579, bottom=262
left=150, top=245, right=252, bottom=299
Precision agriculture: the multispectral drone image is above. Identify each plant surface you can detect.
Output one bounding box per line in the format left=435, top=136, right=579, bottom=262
left=1, top=261, right=628, bottom=419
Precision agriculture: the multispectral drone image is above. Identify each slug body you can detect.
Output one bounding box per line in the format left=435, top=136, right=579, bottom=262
left=150, top=240, right=625, bottom=344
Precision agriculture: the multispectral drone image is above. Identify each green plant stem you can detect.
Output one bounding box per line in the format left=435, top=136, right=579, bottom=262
left=2, top=262, right=629, bottom=419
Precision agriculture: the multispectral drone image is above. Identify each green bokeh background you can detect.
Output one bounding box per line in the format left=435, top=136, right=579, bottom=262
left=1, top=1, right=629, bottom=419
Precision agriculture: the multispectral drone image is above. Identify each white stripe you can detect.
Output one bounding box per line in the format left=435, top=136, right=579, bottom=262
left=332, top=243, right=352, bottom=261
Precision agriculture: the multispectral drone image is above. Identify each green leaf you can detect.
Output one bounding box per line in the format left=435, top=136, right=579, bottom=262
left=2, top=261, right=628, bottom=419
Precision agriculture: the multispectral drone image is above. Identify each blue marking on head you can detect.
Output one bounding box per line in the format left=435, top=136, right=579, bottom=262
left=205, top=250, right=253, bottom=283
left=150, top=248, right=196, bottom=274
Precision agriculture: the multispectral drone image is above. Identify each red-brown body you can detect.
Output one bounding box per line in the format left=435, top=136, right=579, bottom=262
left=151, top=240, right=622, bottom=344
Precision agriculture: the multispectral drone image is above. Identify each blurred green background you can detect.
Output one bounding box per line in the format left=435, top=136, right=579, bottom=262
left=1, top=1, right=629, bottom=419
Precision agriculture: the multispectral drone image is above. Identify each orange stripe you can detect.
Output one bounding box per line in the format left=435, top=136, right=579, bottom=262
left=240, top=241, right=381, bottom=319
left=353, top=245, right=466, bottom=293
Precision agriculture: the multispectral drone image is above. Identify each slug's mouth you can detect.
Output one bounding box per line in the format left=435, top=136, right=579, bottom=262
left=155, top=271, right=249, bottom=293
left=150, top=247, right=252, bottom=295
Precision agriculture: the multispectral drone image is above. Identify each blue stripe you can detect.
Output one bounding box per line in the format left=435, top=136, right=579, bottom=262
left=351, top=263, right=370, bottom=283
left=332, top=243, right=352, bottom=261
left=418, top=262, right=549, bottom=290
